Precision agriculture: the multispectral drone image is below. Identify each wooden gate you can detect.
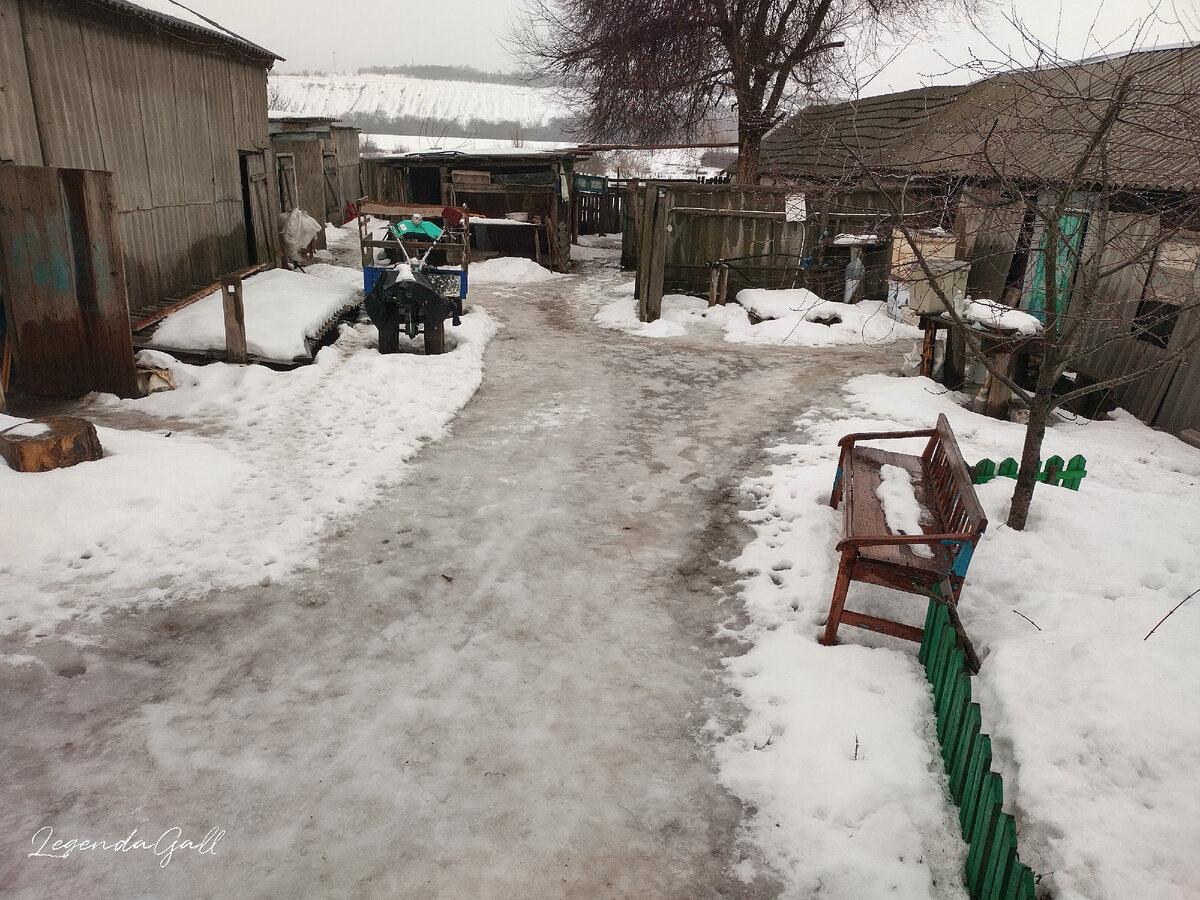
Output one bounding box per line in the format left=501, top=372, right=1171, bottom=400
left=0, top=166, right=138, bottom=399
left=634, top=183, right=807, bottom=321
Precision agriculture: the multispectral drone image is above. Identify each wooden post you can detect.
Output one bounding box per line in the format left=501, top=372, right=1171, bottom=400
left=984, top=352, right=1015, bottom=418
left=222, top=275, right=248, bottom=364
left=717, top=264, right=730, bottom=306
left=645, top=187, right=669, bottom=322
left=635, top=184, right=658, bottom=321
left=708, top=263, right=721, bottom=307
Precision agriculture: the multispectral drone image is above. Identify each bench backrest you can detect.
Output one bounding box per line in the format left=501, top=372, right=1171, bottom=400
left=924, top=414, right=989, bottom=572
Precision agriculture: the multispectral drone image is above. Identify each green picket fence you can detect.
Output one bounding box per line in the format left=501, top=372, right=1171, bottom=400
left=919, top=600, right=1037, bottom=900
left=973, top=454, right=1087, bottom=491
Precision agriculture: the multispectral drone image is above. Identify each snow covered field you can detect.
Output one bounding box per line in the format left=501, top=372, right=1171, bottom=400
left=270, top=72, right=566, bottom=128
left=2, top=245, right=1198, bottom=898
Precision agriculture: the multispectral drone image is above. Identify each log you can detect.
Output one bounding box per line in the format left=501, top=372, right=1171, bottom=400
left=0, top=416, right=104, bottom=472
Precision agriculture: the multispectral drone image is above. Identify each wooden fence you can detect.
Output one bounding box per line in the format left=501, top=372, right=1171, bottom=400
left=631, top=183, right=808, bottom=321
left=920, top=598, right=1037, bottom=900
left=575, top=191, right=623, bottom=237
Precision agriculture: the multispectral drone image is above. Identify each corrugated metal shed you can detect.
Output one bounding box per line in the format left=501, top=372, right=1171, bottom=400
left=763, top=46, right=1200, bottom=192
left=1, top=0, right=282, bottom=321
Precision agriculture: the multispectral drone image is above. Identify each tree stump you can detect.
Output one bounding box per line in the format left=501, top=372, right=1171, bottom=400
left=0, top=416, right=104, bottom=472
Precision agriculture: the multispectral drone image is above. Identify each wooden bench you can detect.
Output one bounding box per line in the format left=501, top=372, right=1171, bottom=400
left=824, top=413, right=988, bottom=646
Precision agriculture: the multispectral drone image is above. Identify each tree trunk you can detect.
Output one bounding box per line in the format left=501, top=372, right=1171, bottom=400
left=1006, top=368, right=1057, bottom=530
left=734, top=127, right=764, bottom=184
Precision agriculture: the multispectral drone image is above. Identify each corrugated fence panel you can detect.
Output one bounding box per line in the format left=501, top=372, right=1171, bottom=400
left=186, top=201, right=223, bottom=287
left=172, top=46, right=218, bottom=207
left=1154, top=345, right=1200, bottom=433
left=82, top=24, right=152, bottom=211
left=1075, top=213, right=1167, bottom=421
left=118, top=208, right=162, bottom=316
left=215, top=199, right=249, bottom=275
left=0, top=0, right=43, bottom=165
left=230, top=62, right=261, bottom=151
left=137, top=38, right=186, bottom=207
left=21, top=3, right=106, bottom=169
left=151, top=204, right=193, bottom=297
left=203, top=54, right=242, bottom=202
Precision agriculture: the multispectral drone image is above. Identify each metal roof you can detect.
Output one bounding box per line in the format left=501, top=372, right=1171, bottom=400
left=79, top=0, right=281, bottom=62
left=762, top=46, right=1200, bottom=192
left=376, top=148, right=583, bottom=164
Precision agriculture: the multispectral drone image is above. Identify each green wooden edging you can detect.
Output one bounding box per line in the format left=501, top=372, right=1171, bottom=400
left=920, top=600, right=1037, bottom=900
left=973, top=454, right=1087, bottom=491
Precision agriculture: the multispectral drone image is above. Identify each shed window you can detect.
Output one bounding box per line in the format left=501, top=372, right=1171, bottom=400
left=1134, top=239, right=1200, bottom=349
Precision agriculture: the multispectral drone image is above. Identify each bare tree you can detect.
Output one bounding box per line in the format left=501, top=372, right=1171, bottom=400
left=514, top=0, right=977, bottom=184
left=793, top=42, right=1200, bottom=529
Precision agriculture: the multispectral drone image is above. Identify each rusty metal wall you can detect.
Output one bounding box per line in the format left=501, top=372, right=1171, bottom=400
left=14, top=0, right=275, bottom=316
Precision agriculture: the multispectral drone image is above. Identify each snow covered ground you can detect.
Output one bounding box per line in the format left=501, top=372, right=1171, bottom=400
left=596, top=286, right=923, bottom=347
left=592, top=275, right=1200, bottom=897
left=0, top=224, right=497, bottom=635
left=2, top=245, right=1198, bottom=898
left=714, top=376, right=1200, bottom=899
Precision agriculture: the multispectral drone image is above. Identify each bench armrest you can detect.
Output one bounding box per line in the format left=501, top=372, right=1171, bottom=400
left=837, top=427, right=938, bottom=451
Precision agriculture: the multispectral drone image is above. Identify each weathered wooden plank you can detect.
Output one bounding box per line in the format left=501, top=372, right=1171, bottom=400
left=62, top=169, right=138, bottom=396
left=0, top=167, right=136, bottom=398
left=0, top=166, right=88, bottom=396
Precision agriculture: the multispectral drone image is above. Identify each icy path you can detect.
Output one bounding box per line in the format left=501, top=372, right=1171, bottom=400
left=1, top=264, right=903, bottom=898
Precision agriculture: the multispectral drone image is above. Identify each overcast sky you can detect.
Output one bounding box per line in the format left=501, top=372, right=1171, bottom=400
left=192, top=0, right=1195, bottom=92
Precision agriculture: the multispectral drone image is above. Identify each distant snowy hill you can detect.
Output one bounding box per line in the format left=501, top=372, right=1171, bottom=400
left=269, top=72, right=567, bottom=130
